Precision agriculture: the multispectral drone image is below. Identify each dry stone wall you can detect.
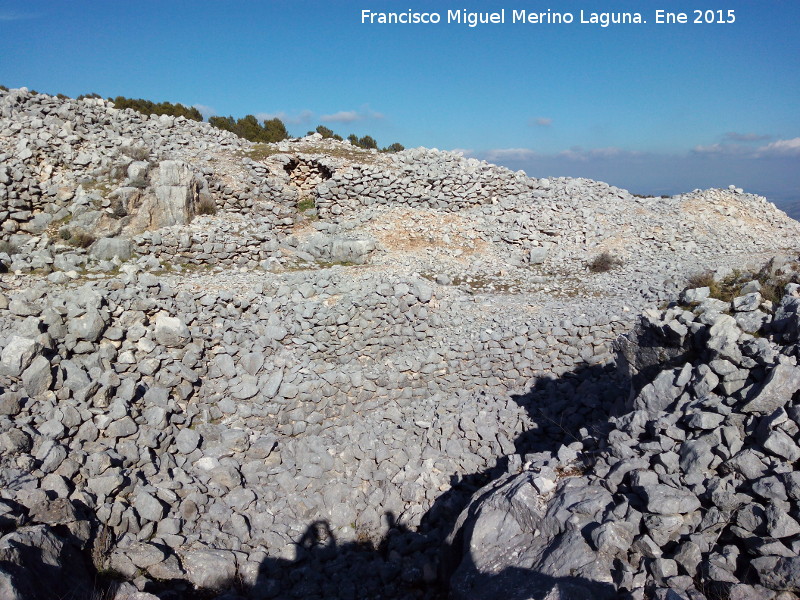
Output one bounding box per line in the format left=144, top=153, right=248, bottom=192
left=3, top=87, right=800, bottom=600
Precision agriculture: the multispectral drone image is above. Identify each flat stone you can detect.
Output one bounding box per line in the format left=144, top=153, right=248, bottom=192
left=0, top=336, right=41, bottom=377
left=641, top=484, right=701, bottom=515
left=153, top=313, right=190, bottom=347
left=181, top=549, right=237, bottom=590
left=175, top=428, right=201, bottom=454
left=742, top=364, right=800, bottom=414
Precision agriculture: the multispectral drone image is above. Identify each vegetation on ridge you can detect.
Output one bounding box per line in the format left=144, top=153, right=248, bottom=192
left=0, top=84, right=407, bottom=152
left=313, top=125, right=404, bottom=153
left=112, top=96, right=203, bottom=121
left=209, top=114, right=289, bottom=143
left=687, top=263, right=800, bottom=305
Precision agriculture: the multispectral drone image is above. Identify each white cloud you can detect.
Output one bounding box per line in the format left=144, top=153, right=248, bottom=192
left=530, top=117, right=553, bottom=127
left=484, top=148, right=538, bottom=161
left=724, top=131, right=772, bottom=142
left=450, top=148, right=474, bottom=157
left=255, top=110, right=314, bottom=125
left=192, top=104, right=216, bottom=119
left=693, top=137, right=800, bottom=158
left=320, top=106, right=384, bottom=124
left=320, top=110, right=359, bottom=123
left=691, top=143, right=749, bottom=156
left=757, top=137, right=800, bottom=157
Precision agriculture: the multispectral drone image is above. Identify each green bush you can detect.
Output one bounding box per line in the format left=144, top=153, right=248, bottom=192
left=358, top=135, right=378, bottom=150
left=0, top=85, right=8, bottom=92
left=112, top=96, right=203, bottom=121
left=313, top=125, right=343, bottom=141
left=77, top=92, right=101, bottom=100
left=209, top=114, right=289, bottom=142
left=343, top=133, right=403, bottom=151
left=297, top=197, right=315, bottom=212
left=347, top=134, right=380, bottom=150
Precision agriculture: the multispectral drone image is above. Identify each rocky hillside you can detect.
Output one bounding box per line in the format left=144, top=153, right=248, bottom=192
left=1, top=87, right=800, bottom=599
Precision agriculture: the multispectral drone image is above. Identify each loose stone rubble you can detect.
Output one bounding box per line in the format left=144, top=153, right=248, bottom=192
left=1, top=87, right=800, bottom=599
left=446, top=277, right=800, bottom=599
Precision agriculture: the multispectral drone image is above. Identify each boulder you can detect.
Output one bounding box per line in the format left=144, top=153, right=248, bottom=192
left=0, top=525, right=94, bottom=600
left=741, top=363, right=800, bottom=415
left=153, top=313, right=191, bottom=347
left=126, top=160, right=210, bottom=232
left=90, top=237, right=133, bottom=261
left=0, top=336, right=42, bottom=377
left=181, top=549, right=237, bottom=591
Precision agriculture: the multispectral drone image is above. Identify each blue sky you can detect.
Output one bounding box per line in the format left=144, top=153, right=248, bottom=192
left=1, top=0, right=798, bottom=209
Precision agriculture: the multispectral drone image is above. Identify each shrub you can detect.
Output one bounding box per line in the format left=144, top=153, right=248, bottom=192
left=686, top=271, right=715, bottom=289
left=357, top=135, right=377, bottom=150
left=112, top=96, right=203, bottom=121
left=69, top=232, right=95, bottom=249
left=263, top=118, right=289, bottom=142
left=77, top=92, right=101, bottom=100
left=686, top=270, right=742, bottom=302
left=383, top=142, right=405, bottom=153
left=588, top=251, right=623, bottom=273
left=313, top=125, right=344, bottom=141
left=297, top=197, right=315, bottom=212
left=0, top=85, right=8, bottom=92
left=196, top=196, right=217, bottom=215
left=346, top=134, right=380, bottom=150
left=209, top=114, right=289, bottom=143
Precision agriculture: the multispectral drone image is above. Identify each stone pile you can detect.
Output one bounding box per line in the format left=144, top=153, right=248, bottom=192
left=2, top=87, right=800, bottom=599
left=0, top=260, right=631, bottom=598
left=0, top=88, right=247, bottom=238
left=3, top=88, right=800, bottom=287
left=447, top=274, right=800, bottom=599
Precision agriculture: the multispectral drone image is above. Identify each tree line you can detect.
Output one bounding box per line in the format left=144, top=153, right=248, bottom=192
left=310, top=125, right=404, bottom=153
left=110, top=96, right=405, bottom=151
left=111, top=96, right=203, bottom=121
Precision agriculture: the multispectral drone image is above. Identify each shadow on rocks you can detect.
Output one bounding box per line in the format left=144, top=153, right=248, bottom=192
left=510, top=362, right=624, bottom=457
left=218, top=363, right=627, bottom=600
left=198, top=514, right=615, bottom=600
left=79, top=362, right=629, bottom=600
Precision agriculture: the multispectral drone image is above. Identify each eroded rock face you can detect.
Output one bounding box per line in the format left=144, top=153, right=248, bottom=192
left=125, top=160, right=211, bottom=233
left=0, top=523, right=95, bottom=600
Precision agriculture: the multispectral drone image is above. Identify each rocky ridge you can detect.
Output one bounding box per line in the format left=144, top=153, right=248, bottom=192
left=447, top=272, right=800, bottom=599
left=1, top=87, right=800, bottom=599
